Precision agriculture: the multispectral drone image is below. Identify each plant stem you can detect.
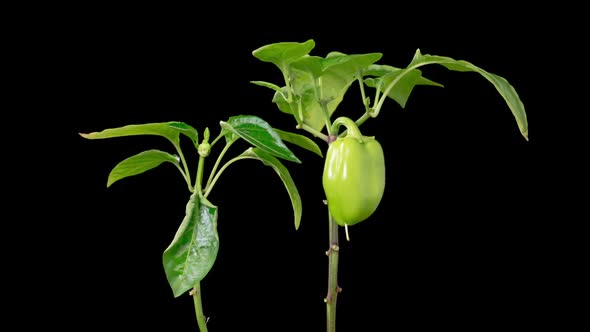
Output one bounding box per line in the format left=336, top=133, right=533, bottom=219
left=196, top=155, right=205, bottom=194
left=174, top=143, right=194, bottom=192
left=204, top=138, right=235, bottom=191
left=325, top=211, right=340, bottom=332
left=192, top=283, right=209, bottom=332
left=297, top=122, right=329, bottom=143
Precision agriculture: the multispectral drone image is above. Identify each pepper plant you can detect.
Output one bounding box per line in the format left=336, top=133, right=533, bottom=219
left=80, top=115, right=322, bottom=331
left=250, top=39, right=528, bottom=332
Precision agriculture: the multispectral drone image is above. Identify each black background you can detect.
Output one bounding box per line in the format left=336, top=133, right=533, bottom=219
left=21, top=3, right=585, bottom=331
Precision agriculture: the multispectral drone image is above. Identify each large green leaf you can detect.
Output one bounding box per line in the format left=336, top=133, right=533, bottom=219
left=239, top=148, right=302, bottom=230
left=79, top=121, right=199, bottom=147
left=365, top=67, right=444, bottom=108
left=252, top=39, right=316, bottom=70
left=163, top=192, right=219, bottom=298
left=273, top=128, right=323, bottom=158
left=387, top=49, right=528, bottom=140
left=107, top=149, right=180, bottom=187
left=220, top=115, right=301, bottom=163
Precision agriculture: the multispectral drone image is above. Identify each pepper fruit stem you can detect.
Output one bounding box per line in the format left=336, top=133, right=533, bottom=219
left=330, top=116, right=364, bottom=141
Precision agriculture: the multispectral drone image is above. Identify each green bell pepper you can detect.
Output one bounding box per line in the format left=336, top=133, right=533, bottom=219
left=322, top=117, right=385, bottom=226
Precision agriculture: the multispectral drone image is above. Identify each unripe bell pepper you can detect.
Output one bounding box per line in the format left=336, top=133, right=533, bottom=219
left=322, top=117, right=385, bottom=226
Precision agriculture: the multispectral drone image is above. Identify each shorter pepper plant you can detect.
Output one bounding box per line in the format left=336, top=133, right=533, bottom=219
left=80, top=115, right=322, bottom=331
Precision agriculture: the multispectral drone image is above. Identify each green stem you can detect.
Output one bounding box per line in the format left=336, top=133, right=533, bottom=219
left=204, top=138, right=236, bottom=191
left=195, top=155, right=206, bottom=195
left=297, top=122, right=329, bottom=143
left=325, top=211, right=340, bottom=332
left=192, top=283, right=209, bottom=332
left=208, top=131, right=225, bottom=149
left=317, top=77, right=333, bottom=135
left=357, top=74, right=371, bottom=114
left=203, top=155, right=244, bottom=198
left=351, top=81, right=382, bottom=131
left=174, top=143, right=194, bottom=192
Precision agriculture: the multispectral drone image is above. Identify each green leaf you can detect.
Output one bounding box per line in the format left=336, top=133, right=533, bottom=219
left=163, top=192, right=219, bottom=298
left=239, top=148, right=302, bottom=230
left=166, top=122, right=199, bottom=146
left=365, top=64, right=400, bottom=77
left=271, top=86, right=296, bottom=116
left=291, top=55, right=324, bottom=78
left=79, top=121, right=199, bottom=147
left=252, top=39, right=316, bottom=69
left=273, top=128, right=323, bottom=158
left=107, top=149, right=180, bottom=187
left=220, top=115, right=301, bottom=163
left=365, top=68, right=444, bottom=108
left=403, top=49, right=528, bottom=140
left=324, top=52, right=383, bottom=75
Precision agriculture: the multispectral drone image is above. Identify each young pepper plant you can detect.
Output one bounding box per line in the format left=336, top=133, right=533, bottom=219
left=80, top=115, right=322, bottom=332
left=251, top=39, right=529, bottom=332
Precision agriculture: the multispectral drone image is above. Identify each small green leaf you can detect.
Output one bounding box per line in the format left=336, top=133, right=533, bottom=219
left=252, top=39, right=315, bottom=69
left=80, top=122, right=199, bottom=147
left=273, top=128, right=323, bottom=158
left=107, top=149, right=180, bottom=187
left=163, top=192, right=219, bottom=298
left=240, top=148, right=302, bottom=230
left=323, top=52, right=383, bottom=75
left=220, top=115, right=301, bottom=163
left=271, top=87, right=295, bottom=116
left=404, top=49, right=528, bottom=140
left=365, top=68, right=444, bottom=108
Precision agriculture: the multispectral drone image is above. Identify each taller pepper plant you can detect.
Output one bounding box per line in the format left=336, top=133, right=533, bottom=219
left=250, top=39, right=528, bottom=332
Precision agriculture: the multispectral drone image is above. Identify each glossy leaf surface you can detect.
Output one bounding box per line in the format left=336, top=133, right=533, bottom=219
left=220, top=115, right=301, bottom=163
left=163, top=193, right=219, bottom=298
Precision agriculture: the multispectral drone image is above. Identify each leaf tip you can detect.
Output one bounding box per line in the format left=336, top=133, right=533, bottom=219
left=79, top=132, right=92, bottom=138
